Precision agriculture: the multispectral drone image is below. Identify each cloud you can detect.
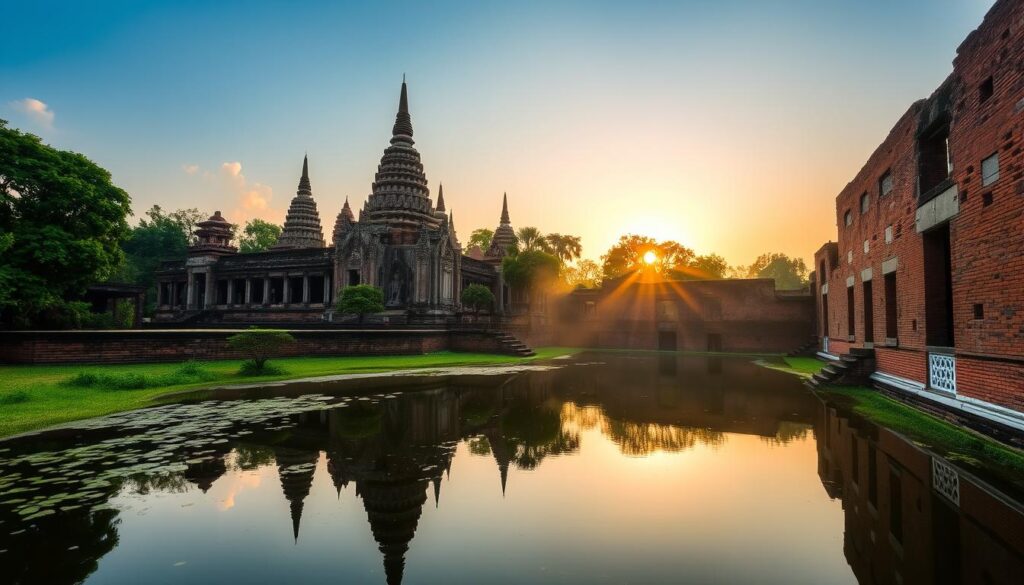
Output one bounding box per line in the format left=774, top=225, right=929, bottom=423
left=219, top=161, right=274, bottom=220
left=181, top=164, right=199, bottom=175
left=10, top=98, right=54, bottom=129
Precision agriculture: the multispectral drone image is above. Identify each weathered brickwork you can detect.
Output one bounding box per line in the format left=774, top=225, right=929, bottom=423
left=814, top=0, right=1024, bottom=417
left=0, top=330, right=509, bottom=365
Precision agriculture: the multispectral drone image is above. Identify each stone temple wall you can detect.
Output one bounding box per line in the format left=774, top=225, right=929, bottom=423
left=0, top=329, right=509, bottom=365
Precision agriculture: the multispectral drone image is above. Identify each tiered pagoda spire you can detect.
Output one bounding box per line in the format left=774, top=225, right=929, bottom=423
left=274, top=155, right=326, bottom=249
left=332, top=197, right=355, bottom=245
left=486, top=193, right=517, bottom=259
left=190, top=211, right=238, bottom=256
left=362, top=79, right=438, bottom=226
left=435, top=184, right=445, bottom=212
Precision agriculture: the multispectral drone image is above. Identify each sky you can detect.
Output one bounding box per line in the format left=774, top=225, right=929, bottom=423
left=1, top=0, right=997, bottom=267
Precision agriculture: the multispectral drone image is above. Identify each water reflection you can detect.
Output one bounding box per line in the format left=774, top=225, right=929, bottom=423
left=0, top=353, right=1021, bottom=584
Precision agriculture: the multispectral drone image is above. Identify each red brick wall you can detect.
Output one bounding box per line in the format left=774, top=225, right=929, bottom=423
left=874, top=347, right=927, bottom=384
left=0, top=330, right=507, bottom=365
left=957, top=356, right=1024, bottom=412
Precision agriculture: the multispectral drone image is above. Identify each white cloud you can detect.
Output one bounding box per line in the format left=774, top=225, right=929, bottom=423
left=10, top=98, right=54, bottom=130
left=219, top=161, right=274, bottom=221
left=181, top=164, right=199, bottom=175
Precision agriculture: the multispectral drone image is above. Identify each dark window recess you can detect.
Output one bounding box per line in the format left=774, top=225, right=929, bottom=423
left=860, top=192, right=870, bottom=214
left=822, top=293, right=830, bottom=338
left=251, top=278, right=265, bottom=304
left=979, top=76, right=994, bottom=103
left=983, top=192, right=994, bottom=206
left=890, top=469, right=903, bottom=543
left=879, top=171, right=893, bottom=197
left=863, top=280, right=874, bottom=343
left=658, top=331, right=677, bottom=351
left=918, top=123, right=952, bottom=196
left=974, top=303, right=984, bottom=319
left=288, top=276, right=304, bottom=303
left=885, top=273, right=898, bottom=339
left=216, top=280, right=228, bottom=305
left=348, top=269, right=360, bottom=285
left=923, top=224, right=954, bottom=347
left=847, top=285, right=856, bottom=339
left=844, top=210, right=853, bottom=227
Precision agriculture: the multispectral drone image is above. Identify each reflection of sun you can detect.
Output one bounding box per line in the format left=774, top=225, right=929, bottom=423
left=643, top=250, right=658, bottom=265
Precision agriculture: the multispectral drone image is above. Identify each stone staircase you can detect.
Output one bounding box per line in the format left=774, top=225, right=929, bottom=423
left=494, top=332, right=536, bottom=357
left=807, top=347, right=876, bottom=389
left=787, top=336, right=819, bottom=357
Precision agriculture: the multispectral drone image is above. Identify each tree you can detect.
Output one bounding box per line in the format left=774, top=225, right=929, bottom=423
left=336, top=284, right=385, bottom=324
left=238, top=219, right=281, bottom=253
left=468, top=228, right=493, bottom=252
left=685, top=253, right=730, bottom=280
left=227, top=328, right=296, bottom=373
left=502, top=249, right=560, bottom=293
left=113, top=205, right=198, bottom=313
left=461, top=283, right=495, bottom=313
left=600, top=234, right=695, bottom=279
left=515, top=226, right=551, bottom=253
left=744, top=253, right=808, bottom=290
left=0, top=119, right=132, bottom=328
left=545, top=233, right=582, bottom=265
left=562, top=259, right=602, bottom=289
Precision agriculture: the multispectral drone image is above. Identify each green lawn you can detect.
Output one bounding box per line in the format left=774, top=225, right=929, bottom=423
left=755, top=356, right=826, bottom=378
left=0, top=348, right=579, bottom=439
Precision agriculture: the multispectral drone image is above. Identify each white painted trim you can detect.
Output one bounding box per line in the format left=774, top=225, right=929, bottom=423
left=871, top=371, right=1024, bottom=433
left=817, top=351, right=840, bottom=361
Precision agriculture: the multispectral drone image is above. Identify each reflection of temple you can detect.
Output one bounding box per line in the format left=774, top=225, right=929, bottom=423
left=814, top=400, right=1024, bottom=584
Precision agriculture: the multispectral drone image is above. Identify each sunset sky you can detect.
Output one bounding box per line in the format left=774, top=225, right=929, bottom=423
left=2, top=0, right=995, bottom=266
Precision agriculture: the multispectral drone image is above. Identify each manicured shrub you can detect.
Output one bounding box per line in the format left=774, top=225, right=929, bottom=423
left=336, top=285, right=385, bottom=324
left=227, top=327, right=296, bottom=374
left=461, top=284, right=495, bottom=313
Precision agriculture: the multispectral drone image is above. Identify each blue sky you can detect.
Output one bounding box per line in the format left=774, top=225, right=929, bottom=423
left=2, top=0, right=996, bottom=264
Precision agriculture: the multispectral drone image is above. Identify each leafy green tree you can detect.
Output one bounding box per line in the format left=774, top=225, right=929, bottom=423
left=336, top=284, right=385, bottom=323
left=679, top=253, right=729, bottom=280
left=545, top=233, right=582, bottom=265
left=562, top=259, right=602, bottom=288
left=744, top=252, right=808, bottom=290
left=515, top=226, right=551, bottom=253
left=502, top=249, right=560, bottom=293
left=461, top=283, right=495, bottom=313
left=226, top=327, right=296, bottom=372
left=468, top=228, right=493, bottom=252
left=0, top=119, right=132, bottom=327
left=238, top=219, right=281, bottom=253
left=113, top=205, right=197, bottom=313
left=600, top=234, right=695, bottom=279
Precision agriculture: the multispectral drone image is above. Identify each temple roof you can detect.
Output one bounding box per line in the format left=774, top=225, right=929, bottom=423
left=362, top=79, right=439, bottom=228
left=333, top=197, right=355, bottom=245
left=486, top=193, right=517, bottom=259
left=274, top=155, right=326, bottom=250
left=190, top=210, right=238, bottom=255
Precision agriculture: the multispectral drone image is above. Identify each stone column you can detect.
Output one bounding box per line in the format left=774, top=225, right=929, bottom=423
left=186, top=271, right=195, bottom=309
left=244, top=278, right=252, bottom=305
left=283, top=277, right=291, bottom=305
left=203, top=273, right=215, bottom=308
left=226, top=279, right=235, bottom=307
left=495, top=270, right=505, bottom=316
left=263, top=277, right=270, bottom=306
left=322, top=273, right=331, bottom=305
left=302, top=273, right=311, bottom=305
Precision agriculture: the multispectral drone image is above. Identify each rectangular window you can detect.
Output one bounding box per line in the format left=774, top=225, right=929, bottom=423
left=885, top=272, right=897, bottom=339
left=879, top=171, right=893, bottom=197
left=885, top=226, right=893, bottom=244
left=863, top=280, right=874, bottom=343
left=982, top=153, right=1000, bottom=186
left=860, top=192, right=870, bottom=214
left=847, top=285, right=856, bottom=340
left=844, top=210, right=852, bottom=227
left=973, top=303, right=984, bottom=319
left=919, top=126, right=951, bottom=195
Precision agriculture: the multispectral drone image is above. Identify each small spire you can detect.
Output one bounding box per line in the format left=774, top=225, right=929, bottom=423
left=500, top=192, right=510, bottom=225
left=433, top=476, right=441, bottom=508
left=436, top=183, right=445, bottom=212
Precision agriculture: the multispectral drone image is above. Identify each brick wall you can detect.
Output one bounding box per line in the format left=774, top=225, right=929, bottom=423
left=0, top=329, right=510, bottom=365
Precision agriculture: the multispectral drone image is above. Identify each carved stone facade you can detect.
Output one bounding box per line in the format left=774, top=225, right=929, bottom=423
left=153, top=80, right=517, bottom=325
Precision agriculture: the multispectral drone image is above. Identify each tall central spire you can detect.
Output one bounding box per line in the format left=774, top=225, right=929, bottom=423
left=392, top=77, right=414, bottom=139
left=274, top=154, right=325, bottom=249
left=297, top=154, right=311, bottom=196
left=500, top=192, right=510, bottom=225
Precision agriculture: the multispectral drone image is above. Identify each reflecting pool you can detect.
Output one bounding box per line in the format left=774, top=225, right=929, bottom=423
left=1, top=353, right=1021, bottom=584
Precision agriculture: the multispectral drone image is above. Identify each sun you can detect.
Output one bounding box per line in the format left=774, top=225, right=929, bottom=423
left=643, top=250, right=658, bottom=265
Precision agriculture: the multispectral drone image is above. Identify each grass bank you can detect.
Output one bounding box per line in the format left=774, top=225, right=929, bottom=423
left=761, top=356, right=1024, bottom=490
left=0, top=348, right=579, bottom=439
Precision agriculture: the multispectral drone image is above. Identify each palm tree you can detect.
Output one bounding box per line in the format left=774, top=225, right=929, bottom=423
left=516, top=226, right=550, bottom=252
left=545, top=233, right=582, bottom=264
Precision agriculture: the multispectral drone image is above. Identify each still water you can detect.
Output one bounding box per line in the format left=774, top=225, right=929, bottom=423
left=1, top=353, right=1022, bottom=584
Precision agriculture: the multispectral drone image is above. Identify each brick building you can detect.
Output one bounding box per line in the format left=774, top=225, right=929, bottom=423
left=813, top=0, right=1024, bottom=433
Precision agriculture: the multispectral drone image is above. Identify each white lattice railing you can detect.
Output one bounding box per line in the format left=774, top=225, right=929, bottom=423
left=928, top=352, right=957, bottom=394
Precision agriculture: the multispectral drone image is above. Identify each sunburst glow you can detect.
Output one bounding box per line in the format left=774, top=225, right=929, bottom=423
left=643, top=250, right=658, bottom=265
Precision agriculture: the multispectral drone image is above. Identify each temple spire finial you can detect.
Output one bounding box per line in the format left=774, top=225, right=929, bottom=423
left=297, top=154, right=311, bottom=195
left=500, top=192, right=510, bottom=225
left=392, top=77, right=413, bottom=137
left=436, top=183, right=445, bottom=212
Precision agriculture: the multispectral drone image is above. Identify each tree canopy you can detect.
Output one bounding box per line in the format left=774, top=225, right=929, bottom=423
left=515, top=227, right=550, bottom=253
left=0, top=119, right=132, bottom=327
left=460, top=283, right=495, bottom=312
left=545, top=233, right=582, bottom=264
left=468, top=228, right=493, bottom=252
left=238, top=219, right=281, bottom=253
left=336, top=284, right=385, bottom=323
left=502, top=249, right=560, bottom=292
left=743, top=253, right=808, bottom=290
left=600, top=234, right=696, bottom=279
left=112, top=205, right=199, bottom=312
left=562, top=259, right=602, bottom=289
